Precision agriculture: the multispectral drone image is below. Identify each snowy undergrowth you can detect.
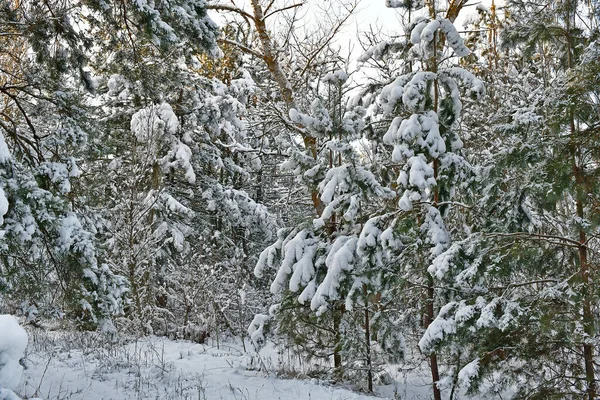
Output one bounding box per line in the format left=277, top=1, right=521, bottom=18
left=11, top=327, right=506, bottom=400
left=16, top=329, right=384, bottom=400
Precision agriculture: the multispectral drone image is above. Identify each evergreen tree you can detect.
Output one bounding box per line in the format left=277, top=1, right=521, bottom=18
left=416, top=1, right=600, bottom=397
left=0, top=0, right=132, bottom=324
left=360, top=1, right=485, bottom=397
left=254, top=68, right=399, bottom=388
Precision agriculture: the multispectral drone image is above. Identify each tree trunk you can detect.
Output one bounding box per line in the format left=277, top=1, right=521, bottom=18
left=363, top=284, right=373, bottom=392
left=248, top=0, right=323, bottom=215
left=571, top=117, right=596, bottom=400
left=249, top=0, right=294, bottom=109
left=426, top=273, right=442, bottom=400
left=426, top=28, right=442, bottom=400
left=333, top=302, right=343, bottom=379
left=565, top=3, right=596, bottom=396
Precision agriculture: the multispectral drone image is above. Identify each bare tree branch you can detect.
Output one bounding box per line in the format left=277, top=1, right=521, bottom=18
left=206, top=3, right=256, bottom=21
left=299, top=1, right=358, bottom=76
left=263, top=2, right=305, bottom=20
left=217, top=38, right=264, bottom=59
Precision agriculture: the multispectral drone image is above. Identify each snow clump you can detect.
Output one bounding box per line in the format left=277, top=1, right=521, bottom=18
left=0, top=315, right=28, bottom=399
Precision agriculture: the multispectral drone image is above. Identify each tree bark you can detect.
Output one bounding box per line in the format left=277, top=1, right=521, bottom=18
left=426, top=273, right=442, bottom=400
left=426, top=28, right=442, bottom=400
left=249, top=0, right=295, bottom=109
left=363, top=284, right=373, bottom=392
left=332, top=301, right=343, bottom=379
left=570, top=114, right=596, bottom=400
left=565, top=2, right=596, bottom=396
left=248, top=0, right=323, bottom=215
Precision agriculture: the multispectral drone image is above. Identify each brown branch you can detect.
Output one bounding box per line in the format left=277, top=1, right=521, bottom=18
left=299, top=2, right=357, bottom=77
left=217, top=38, right=264, bottom=59
left=490, top=279, right=561, bottom=291
left=487, top=232, right=587, bottom=249
left=120, top=0, right=139, bottom=62
left=445, top=0, right=470, bottom=22
left=268, top=103, right=307, bottom=136
left=263, top=2, right=305, bottom=20
left=1, top=88, right=39, bottom=140
left=263, top=0, right=277, bottom=16
left=0, top=113, right=42, bottom=162
left=0, top=84, right=30, bottom=90
left=249, top=0, right=295, bottom=108
left=206, top=3, right=256, bottom=21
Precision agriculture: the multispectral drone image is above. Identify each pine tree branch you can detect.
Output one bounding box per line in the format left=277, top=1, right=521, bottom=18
left=490, top=279, right=561, bottom=291
left=415, top=200, right=472, bottom=209
left=487, top=232, right=586, bottom=249
left=0, top=87, right=38, bottom=140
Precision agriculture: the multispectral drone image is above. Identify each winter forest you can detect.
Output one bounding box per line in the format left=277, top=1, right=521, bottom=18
left=0, top=0, right=599, bottom=399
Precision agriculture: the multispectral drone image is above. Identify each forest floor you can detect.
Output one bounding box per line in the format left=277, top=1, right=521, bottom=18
left=14, top=329, right=476, bottom=400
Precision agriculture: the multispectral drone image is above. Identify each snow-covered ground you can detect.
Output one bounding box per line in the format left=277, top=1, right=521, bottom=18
left=8, top=326, right=499, bottom=400
left=17, top=329, right=426, bottom=400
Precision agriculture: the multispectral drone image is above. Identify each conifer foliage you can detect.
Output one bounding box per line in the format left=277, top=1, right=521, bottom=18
left=0, top=0, right=599, bottom=398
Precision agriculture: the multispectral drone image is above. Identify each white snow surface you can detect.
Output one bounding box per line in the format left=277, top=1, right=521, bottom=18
left=17, top=333, right=384, bottom=400
left=12, top=329, right=510, bottom=400
left=130, top=103, right=179, bottom=143
left=268, top=229, right=318, bottom=295
left=420, top=20, right=440, bottom=43
left=322, top=69, right=349, bottom=84
left=411, top=20, right=429, bottom=44
left=247, top=314, right=270, bottom=346
left=0, top=315, right=28, bottom=390
left=457, top=358, right=480, bottom=389
left=0, top=132, right=11, bottom=163
left=0, top=187, right=8, bottom=227
left=311, top=235, right=358, bottom=314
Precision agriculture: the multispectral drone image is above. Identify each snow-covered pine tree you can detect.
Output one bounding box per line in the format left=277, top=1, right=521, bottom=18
left=416, top=1, right=599, bottom=397
left=0, top=0, right=128, bottom=325
left=360, top=1, right=485, bottom=398
left=94, top=90, right=195, bottom=334
left=176, top=74, right=276, bottom=343
left=64, top=0, right=222, bottom=331
left=88, top=36, right=275, bottom=336
left=1, top=0, right=275, bottom=336
left=254, top=68, right=398, bottom=388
